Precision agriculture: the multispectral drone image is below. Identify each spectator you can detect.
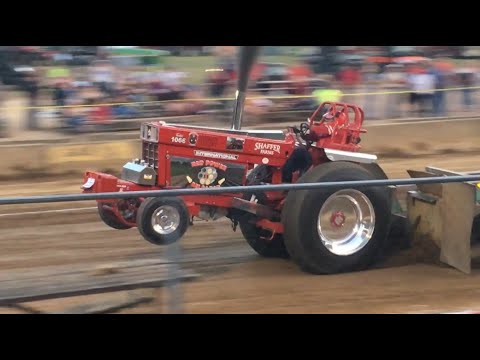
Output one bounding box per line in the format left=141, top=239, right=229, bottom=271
left=90, top=59, right=115, bottom=96
left=362, top=63, right=382, bottom=119
left=382, top=64, right=407, bottom=119
left=0, top=83, right=7, bottom=138
left=244, top=97, right=274, bottom=116
left=288, top=59, right=313, bottom=95
left=90, top=97, right=112, bottom=129
left=127, top=82, right=146, bottom=103
left=456, top=68, right=476, bottom=109
left=336, top=65, right=362, bottom=88
left=163, top=66, right=187, bottom=92
left=53, top=80, right=69, bottom=107
left=25, top=73, right=40, bottom=130
left=111, top=90, right=139, bottom=118
left=312, top=80, right=343, bottom=117
left=165, top=85, right=204, bottom=115
left=64, top=97, right=88, bottom=133
left=428, top=60, right=449, bottom=116
left=406, top=62, right=436, bottom=116
left=336, top=65, right=362, bottom=103
left=46, top=62, right=71, bottom=83
left=206, top=68, right=230, bottom=98
left=217, top=56, right=236, bottom=83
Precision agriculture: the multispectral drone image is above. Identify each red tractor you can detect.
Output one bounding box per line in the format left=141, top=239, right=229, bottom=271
left=81, top=47, right=400, bottom=275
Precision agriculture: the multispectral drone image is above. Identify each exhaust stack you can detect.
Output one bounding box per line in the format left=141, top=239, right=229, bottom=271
left=231, top=46, right=261, bottom=130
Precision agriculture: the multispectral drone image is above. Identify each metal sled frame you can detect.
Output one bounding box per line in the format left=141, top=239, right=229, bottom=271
left=406, top=166, right=480, bottom=274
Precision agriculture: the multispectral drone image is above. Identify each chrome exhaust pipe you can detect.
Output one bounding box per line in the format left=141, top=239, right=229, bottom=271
left=231, top=90, right=246, bottom=130
left=231, top=46, right=261, bottom=130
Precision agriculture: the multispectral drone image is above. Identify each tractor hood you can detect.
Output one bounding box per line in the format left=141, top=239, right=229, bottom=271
left=147, top=122, right=295, bottom=168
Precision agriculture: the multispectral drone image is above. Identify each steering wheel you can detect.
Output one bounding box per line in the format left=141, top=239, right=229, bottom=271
left=299, top=122, right=310, bottom=136
left=287, top=122, right=310, bottom=147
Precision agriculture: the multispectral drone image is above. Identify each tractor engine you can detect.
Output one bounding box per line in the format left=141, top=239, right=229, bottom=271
left=117, top=121, right=297, bottom=191
left=83, top=119, right=298, bottom=228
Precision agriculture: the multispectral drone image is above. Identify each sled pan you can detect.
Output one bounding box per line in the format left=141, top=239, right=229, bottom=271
left=406, top=166, right=480, bottom=274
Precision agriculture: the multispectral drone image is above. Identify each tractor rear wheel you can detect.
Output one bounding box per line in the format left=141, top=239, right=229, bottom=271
left=239, top=165, right=289, bottom=258
left=361, top=162, right=411, bottom=250
left=136, top=197, right=189, bottom=246
left=282, top=161, right=392, bottom=274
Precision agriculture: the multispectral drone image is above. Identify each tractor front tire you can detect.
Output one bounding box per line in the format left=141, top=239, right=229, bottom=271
left=239, top=165, right=289, bottom=259
left=97, top=203, right=132, bottom=230
left=282, top=161, right=392, bottom=274
left=136, top=197, right=189, bottom=246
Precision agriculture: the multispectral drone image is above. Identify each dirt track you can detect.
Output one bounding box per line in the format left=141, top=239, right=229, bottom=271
left=1, top=153, right=480, bottom=313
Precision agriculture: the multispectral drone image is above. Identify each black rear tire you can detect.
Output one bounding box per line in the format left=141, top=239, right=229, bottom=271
left=136, top=197, right=189, bottom=246
left=282, top=161, right=392, bottom=274
left=239, top=165, right=289, bottom=258
left=361, top=162, right=410, bottom=249
left=97, top=203, right=132, bottom=230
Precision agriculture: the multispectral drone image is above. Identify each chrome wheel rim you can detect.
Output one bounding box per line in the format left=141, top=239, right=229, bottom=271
left=151, top=205, right=180, bottom=235
left=317, top=189, right=375, bottom=256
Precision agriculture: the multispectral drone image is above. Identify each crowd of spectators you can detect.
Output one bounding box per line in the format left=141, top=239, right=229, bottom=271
left=336, top=59, right=479, bottom=119
left=2, top=49, right=480, bottom=136
left=42, top=60, right=204, bottom=132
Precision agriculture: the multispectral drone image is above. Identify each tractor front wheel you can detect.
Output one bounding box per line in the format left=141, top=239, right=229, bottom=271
left=282, top=161, right=392, bottom=274
left=136, top=197, right=190, bottom=246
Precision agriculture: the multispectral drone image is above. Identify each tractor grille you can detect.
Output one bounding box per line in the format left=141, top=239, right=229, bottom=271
left=142, top=141, right=158, bottom=169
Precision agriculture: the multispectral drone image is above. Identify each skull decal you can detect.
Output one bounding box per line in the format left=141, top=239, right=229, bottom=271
left=198, top=167, right=218, bottom=186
